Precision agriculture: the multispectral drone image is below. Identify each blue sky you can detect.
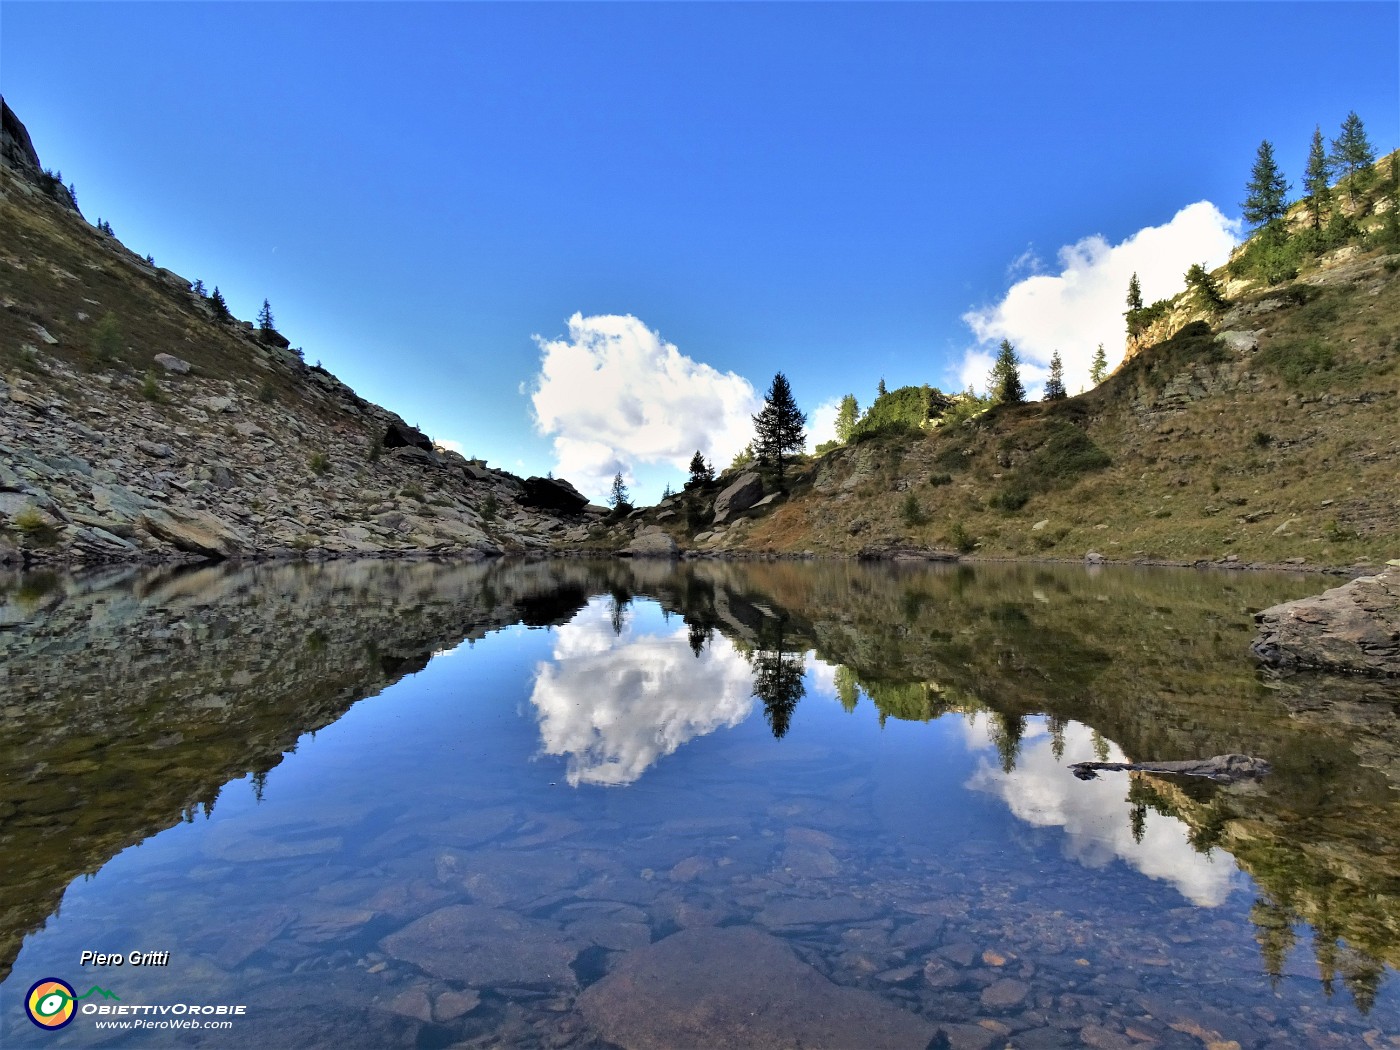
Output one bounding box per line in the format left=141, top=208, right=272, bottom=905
left=3, top=3, right=1396, bottom=503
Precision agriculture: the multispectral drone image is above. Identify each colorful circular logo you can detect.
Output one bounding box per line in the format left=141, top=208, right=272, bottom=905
left=26, top=978, right=77, bottom=1030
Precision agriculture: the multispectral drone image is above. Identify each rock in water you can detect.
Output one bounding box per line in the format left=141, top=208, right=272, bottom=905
left=626, top=528, right=678, bottom=559
left=138, top=507, right=249, bottom=559
left=379, top=904, right=579, bottom=989
left=577, top=927, right=935, bottom=1050
left=1252, top=570, right=1400, bottom=676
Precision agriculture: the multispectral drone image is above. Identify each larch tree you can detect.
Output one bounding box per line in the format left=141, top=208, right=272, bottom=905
left=834, top=394, right=860, bottom=443
left=752, top=372, right=807, bottom=488
left=608, top=471, right=631, bottom=508
left=687, top=450, right=714, bottom=486
left=1126, top=273, right=1144, bottom=312
left=1089, top=344, right=1109, bottom=386
left=257, top=298, right=275, bottom=332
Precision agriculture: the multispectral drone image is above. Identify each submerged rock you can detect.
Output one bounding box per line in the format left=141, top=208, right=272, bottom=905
left=378, top=904, right=579, bottom=989
left=1252, top=570, right=1400, bottom=676
left=577, top=927, right=935, bottom=1050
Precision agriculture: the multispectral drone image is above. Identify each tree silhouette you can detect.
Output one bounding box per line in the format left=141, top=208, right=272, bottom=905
left=1089, top=344, right=1108, bottom=386
left=687, top=450, right=714, bottom=486
left=608, top=471, right=631, bottom=508
left=752, top=372, right=806, bottom=488
left=1043, top=350, right=1067, bottom=401
left=257, top=298, right=276, bottom=331
left=749, top=622, right=806, bottom=739
left=1243, top=140, right=1290, bottom=231
left=987, top=340, right=1025, bottom=405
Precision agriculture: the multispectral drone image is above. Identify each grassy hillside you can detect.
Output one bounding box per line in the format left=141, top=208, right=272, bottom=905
left=597, top=157, right=1400, bottom=570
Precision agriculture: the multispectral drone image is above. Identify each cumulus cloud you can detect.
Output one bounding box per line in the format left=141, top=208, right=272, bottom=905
left=529, top=600, right=756, bottom=786
left=805, top=397, right=841, bottom=452
left=530, top=314, right=760, bottom=500
left=958, top=202, right=1242, bottom=396
left=962, top=715, right=1240, bottom=907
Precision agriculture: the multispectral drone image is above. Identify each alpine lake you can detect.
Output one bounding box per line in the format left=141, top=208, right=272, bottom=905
left=2, top=557, right=1399, bottom=1049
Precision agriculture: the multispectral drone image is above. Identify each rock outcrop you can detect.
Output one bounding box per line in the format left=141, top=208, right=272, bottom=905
left=521, top=476, right=590, bottom=514
left=1252, top=569, right=1400, bottom=676
left=711, top=471, right=763, bottom=525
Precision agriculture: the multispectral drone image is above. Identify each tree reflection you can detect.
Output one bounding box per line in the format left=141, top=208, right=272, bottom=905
left=749, top=621, right=806, bottom=740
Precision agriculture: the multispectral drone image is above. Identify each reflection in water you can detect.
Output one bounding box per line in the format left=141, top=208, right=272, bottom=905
left=530, top=599, right=755, bottom=786
left=3, top=557, right=1399, bottom=1044
left=963, top=716, right=1241, bottom=908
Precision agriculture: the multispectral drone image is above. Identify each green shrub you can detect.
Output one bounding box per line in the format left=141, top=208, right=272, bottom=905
left=258, top=378, right=276, bottom=403
left=309, top=451, right=330, bottom=475
left=90, top=313, right=123, bottom=363
left=989, top=486, right=1030, bottom=512
left=481, top=493, right=498, bottom=521
left=900, top=491, right=927, bottom=526
left=1257, top=336, right=1338, bottom=388
left=934, top=444, right=970, bottom=471
left=950, top=521, right=977, bottom=553
left=140, top=370, right=164, bottom=402
left=928, top=472, right=953, bottom=487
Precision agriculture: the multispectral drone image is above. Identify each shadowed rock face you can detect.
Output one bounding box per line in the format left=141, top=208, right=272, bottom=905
left=521, top=476, right=589, bottom=513
left=1253, top=570, right=1400, bottom=676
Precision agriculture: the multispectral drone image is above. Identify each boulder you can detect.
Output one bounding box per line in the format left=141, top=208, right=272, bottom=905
left=1218, top=330, right=1260, bottom=354
left=382, top=420, right=433, bottom=451
left=387, top=445, right=441, bottom=467
left=379, top=904, right=580, bottom=989
left=521, top=476, right=589, bottom=514
left=578, top=927, right=935, bottom=1050
left=712, top=471, right=763, bottom=525
left=257, top=327, right=291, bottom=350
left=153, top=353, right=192, bottom=374
left=1252, top=570, right=1400, bottom=676
left=138, top=507, right=250, bottom=560
left=626, top=530, right=679, bottom=559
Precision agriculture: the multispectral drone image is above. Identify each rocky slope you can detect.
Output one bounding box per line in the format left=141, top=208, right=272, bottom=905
left=1, top=100, right=594, bottom=567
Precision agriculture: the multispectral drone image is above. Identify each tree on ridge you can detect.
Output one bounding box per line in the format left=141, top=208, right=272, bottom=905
left=752, top=372, right=807, bottom=489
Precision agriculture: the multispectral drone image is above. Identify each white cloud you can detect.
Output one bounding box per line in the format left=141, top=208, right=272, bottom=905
left=434, top=438, right=464, bottom=455
left=529, top=601, right=756, bottom=786
left=962, top=715, right=1241, bottom=907
left=958, top=202, right=1242, bottom=396
left=530, top=314, right=760, bottom=500
left=805, top=397, right=841, bottom=452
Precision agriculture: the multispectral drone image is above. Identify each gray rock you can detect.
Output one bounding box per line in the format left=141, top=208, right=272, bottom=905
left=626, top=531, right=679, bottom=559
left=577, top=927, right=935, bottom=1050
left=712, top=471, right=763, bottom=525
left=1217, top=330, right=1259, bottom=353
left=378, top=904, right=579, bottom=989
left=1085, top=551, right=1105, bottom=564
left=521, top=476, right=589, bottom=514
left=1252, top=570, right=1400, bottom=676
left=138, top=507, right=250, bottom=560
left=153, top=353, right=192, bottom=374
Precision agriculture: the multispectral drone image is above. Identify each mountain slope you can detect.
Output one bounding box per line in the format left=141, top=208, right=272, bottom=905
left=0, top=100, right=584, bottom=567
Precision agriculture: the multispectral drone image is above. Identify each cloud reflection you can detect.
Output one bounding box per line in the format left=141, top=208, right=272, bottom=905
left=963, top=715, right=1241, bottom=907
left=530, top=601, right=756, bottom=786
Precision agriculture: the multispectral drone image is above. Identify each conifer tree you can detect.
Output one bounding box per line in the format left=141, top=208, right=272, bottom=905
left=1331, top=111, right=1376, bottom=203
left=1042, top=350, right=1067, bottom=401
left=835, top=394, right=859, bottom=443
left=687, top=450, right=714, bottom=486
left=877, top=377, right=887, bottom=397
left=608, top=471, right=631, bottom=508
left=1089, top=344, right=1108, bottom=386
left=1126, top=273, right=1144, bottom=312
left=209, top=286, right=230, bottom=320
left=191, top=279, right=206, bottom=297
left=1304, top=125, right=1332, bottom=229
left=257, top=298, right=275, bottom=331
left=987, top=340, right=1025, bottom=405
left=1243, top=140, right=1290, bottom=231
left=1185, top=263, right=1227, bottom=312
left=752, top=372, right=807, bottom=488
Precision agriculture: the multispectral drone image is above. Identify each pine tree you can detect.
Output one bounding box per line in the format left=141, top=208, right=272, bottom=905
left=257, top=298, right=275, bottom=331
left=687, top=450, right=714, bottom=486
left=877, top=378, right=887, bottom=397
left=191, top=279, right=206, bottom=297
left=1185, top=263, right=1227, bottom=312
left=987, top=340, right=1025, bottom=405
left=662, top=482, right=673, bottom=500
left=1331, top=111, right=1376, bottom=203
left=752, top=372, right=807, bottom=488
left=835, top=394, right=859, bottom=443
left=1089, top=344, right=1108, bottom=386
left=209, top=286, right=230, bottom=320
left=1304, top=125, right=1332, bottom=229
left=1043, top=350, right=1067, bottom=401
left=1126, top=273, right=1144, bottom=312
left=608, top=471, right=631, bottom=508
left=1242, top=140, right=1291, bottom=231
